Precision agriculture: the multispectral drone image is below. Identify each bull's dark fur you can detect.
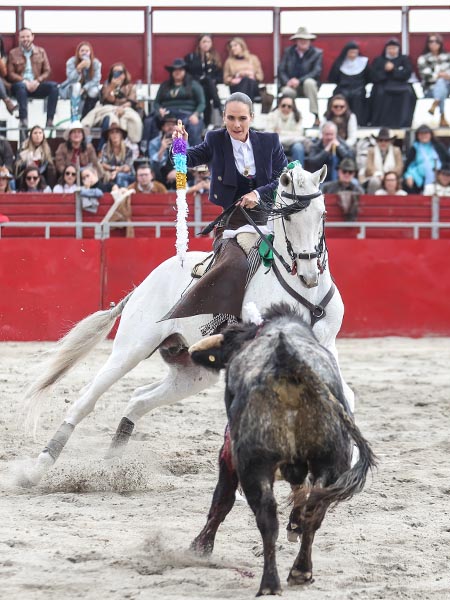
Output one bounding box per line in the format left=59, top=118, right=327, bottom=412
left=190, top=303, right=376, bottom=596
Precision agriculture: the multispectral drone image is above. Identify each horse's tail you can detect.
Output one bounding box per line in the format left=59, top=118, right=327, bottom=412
left=24, top=292, right=133, bottom=405
left=301, top=398, right=377, bottom=521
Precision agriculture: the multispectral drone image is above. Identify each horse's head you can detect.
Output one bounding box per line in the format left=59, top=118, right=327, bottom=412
left=276, top=163, right=327, bottom=288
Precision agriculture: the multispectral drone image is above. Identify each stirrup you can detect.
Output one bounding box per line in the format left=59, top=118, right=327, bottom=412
left=191, top=253, right=214, bottom=279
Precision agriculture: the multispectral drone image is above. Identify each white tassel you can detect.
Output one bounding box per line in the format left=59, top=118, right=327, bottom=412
left=175, top=189, right=189, bottom=266
left=243, top=302, right=263, bottom=326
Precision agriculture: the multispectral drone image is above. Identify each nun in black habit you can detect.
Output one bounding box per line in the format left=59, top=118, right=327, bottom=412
left=328, top=41, right=370, bottom=125
left=368, top=38, right=416, bottom=128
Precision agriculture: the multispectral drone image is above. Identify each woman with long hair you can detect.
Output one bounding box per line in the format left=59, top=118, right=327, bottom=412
left=53, top=165, right=78, bottom=193
left=0, top=165, right=14, bottom=193
left=266, top=95, right=305, bottom=164
left=55, top=121, right=102, bottom=178
left=59, top=40, right=102, bottom=120
left=185, top=34, right=223, bottom=127
left=328, top=41, right=370, bottom=126
left=99, top=121, right=135, bottom=188
left=323, top=94, right=358, bottom=148
left=18, top=165, right=51, bottom=192
left=417, top=33, right=450, bottom=127
left=82, top=62, right=143, bottom=143
left=15, top=125, right=56, bottom=187
left=223, top=37, right=264, bottom=102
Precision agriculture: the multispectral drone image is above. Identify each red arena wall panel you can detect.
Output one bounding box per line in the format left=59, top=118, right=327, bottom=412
left=0, top=239, right=101, bottom=341
left=1, top=239, right=449, bottom=341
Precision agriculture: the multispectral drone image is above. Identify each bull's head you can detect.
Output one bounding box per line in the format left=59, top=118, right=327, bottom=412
left=189, top=333, right=226, bottom=370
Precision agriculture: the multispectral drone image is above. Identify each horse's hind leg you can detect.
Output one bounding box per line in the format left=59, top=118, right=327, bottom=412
left=19, top=345, right=149, bottom=487
left=106, top=346, right=219, bottom=458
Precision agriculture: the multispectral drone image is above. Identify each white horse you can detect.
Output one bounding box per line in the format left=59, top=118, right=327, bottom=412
left=19, top=163, right=353, bottom=487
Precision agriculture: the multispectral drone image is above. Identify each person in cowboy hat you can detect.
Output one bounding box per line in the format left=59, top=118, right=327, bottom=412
left=142, top=57, right=206, bottom=149
left=278, top=26, right=323, bottom=127
left=55, top=120, right=103, bottom=179
left=99, top=120, right=135, bottom=188
left=362, top=127, right=404, bottom=193
left=148, top=114, right=179, bottom=189
left=423, top=161, right=450, bottom=196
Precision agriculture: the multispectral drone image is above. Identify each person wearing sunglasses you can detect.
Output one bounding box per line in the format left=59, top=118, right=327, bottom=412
left=82, top=62, right=143, bottom=144
left=15, top=125, right=56, bottom=188
left=322, top=157, right=363, bottom=194
left=18, top=165, right=51, bottom=192
left=53, top=167, right=78, bottom=193
left=266, top=95, right=306, bottom=164
left=323, top=94, right=358, bottom=148
left=417, top=34, right=450, bottom=128
left=328, top=41, right=370, bottom=126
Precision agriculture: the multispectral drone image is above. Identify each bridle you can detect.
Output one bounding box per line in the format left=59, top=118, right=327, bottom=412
left=264, top=167, right=328, bottom=277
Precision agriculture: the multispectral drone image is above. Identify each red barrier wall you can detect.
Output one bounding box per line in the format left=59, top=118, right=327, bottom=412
left=1, top=238, right=449, bottom=341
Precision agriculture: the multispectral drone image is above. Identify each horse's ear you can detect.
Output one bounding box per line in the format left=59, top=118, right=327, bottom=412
left=312, top=165, right=327, bottom=186
left=280, top=172, right=291, bottom=187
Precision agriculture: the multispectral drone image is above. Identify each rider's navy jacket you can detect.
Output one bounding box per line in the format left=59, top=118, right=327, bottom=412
left=186, top=128, right=288, bottom=208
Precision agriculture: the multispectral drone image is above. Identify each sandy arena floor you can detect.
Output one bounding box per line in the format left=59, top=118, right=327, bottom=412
left=0, top=337, right=449, bottom=600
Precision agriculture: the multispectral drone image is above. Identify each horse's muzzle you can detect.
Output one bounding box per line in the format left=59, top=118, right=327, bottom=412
left=299, top=274, right=319, bottom=289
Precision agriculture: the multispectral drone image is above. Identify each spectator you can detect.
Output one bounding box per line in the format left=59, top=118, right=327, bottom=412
left=322, top=157, right=362, bottom=221
left=99, top=121, right=135, bottom=188
left=403, top=124, right=448, bottom=194
left=82, top=62, right=143, bottom=143
left=278, top=27, right=322, bottom=127
left=369, top=38, right=416, bottom=128
left=417, top=34, right=450, bottom=128
left=55, top=121, right=102, bottom=178
left=15, top=125, right=56, bottom=188
left=322, top=94, right=358, bottom=148
left=423, top=163, right=450, bottom=196
left=18, top=165, right=51, bottom=192
left=146, top=58, right=206, bottom=147
left=79, top=165, right=110, bottom=213
left=0, top=135, right=15, bottom=173
left=266, top=95, right=306, bottom=164
left=0, top=35, right=17, bottom=114
left=59, top=41, right=102, bottom=121
left=328, top=41, right=370, bottom=126
left=148, top=115, right=178, bottom=189
left=128, top=163, right=167, bottom=193
left=0, top=165, right=14, bottom=193
left=305, top=121, right=354, bottom=183
left=53, top=165, right=78, bottom=193
left=223, top=37, right=263, bottom=103
left=185, top=34, right=223, bottom=127
left=363, top=128, right=404, bottom=194
left=187, top=164, right=211, bottom=195
left=375, top=171, right=407, bottom=196
left=7, top=27, right=58, bottom=129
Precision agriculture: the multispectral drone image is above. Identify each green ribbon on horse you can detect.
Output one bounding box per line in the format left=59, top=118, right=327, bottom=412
left=258, top=234, right=274, bottom=267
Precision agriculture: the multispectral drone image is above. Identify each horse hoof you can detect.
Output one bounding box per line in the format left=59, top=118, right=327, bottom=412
left=287, top=569, right=314, bottom=586
left=190, top=538, right=213, bottom=556
left=256, top=586, right=282, bottom=596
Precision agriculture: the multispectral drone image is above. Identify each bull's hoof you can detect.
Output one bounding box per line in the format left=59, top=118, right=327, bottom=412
left=256, top=585, right=282, bottom=596
left=287, top=568, right=314, bottom=586
left=286, top=521, right=302, bottom=543
left=190, top=537, right=213, bottom=556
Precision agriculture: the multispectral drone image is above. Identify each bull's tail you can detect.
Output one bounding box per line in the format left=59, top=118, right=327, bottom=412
left=24, top=292, right=133, bottom=405
left=303, top=396, right=377, bottom=517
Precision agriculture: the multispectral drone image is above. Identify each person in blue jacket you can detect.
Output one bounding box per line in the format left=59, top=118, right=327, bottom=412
left=165, top=92, right=287, bottom=328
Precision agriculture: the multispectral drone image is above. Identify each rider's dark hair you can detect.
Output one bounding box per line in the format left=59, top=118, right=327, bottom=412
left=224, top=92, right=254, bottom=115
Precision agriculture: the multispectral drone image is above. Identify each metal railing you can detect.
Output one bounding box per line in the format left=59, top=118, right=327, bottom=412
left=1, top=220, right=450, bottom=240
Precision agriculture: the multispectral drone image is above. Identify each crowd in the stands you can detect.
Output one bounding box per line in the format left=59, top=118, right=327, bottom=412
left=0, top=26, right=449, bottom=206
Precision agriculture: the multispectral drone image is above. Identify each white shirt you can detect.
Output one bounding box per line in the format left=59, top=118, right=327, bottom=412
left=224, top=134, right=268, bottom=240
left=229, top=135, right=256, bottom=177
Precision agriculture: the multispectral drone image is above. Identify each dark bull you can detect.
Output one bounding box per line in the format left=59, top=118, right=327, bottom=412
left=189, top=303, right=376, bottom=596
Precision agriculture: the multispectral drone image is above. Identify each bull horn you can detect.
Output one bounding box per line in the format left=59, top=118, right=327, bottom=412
left=188, top=334, right=224, bottom=354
